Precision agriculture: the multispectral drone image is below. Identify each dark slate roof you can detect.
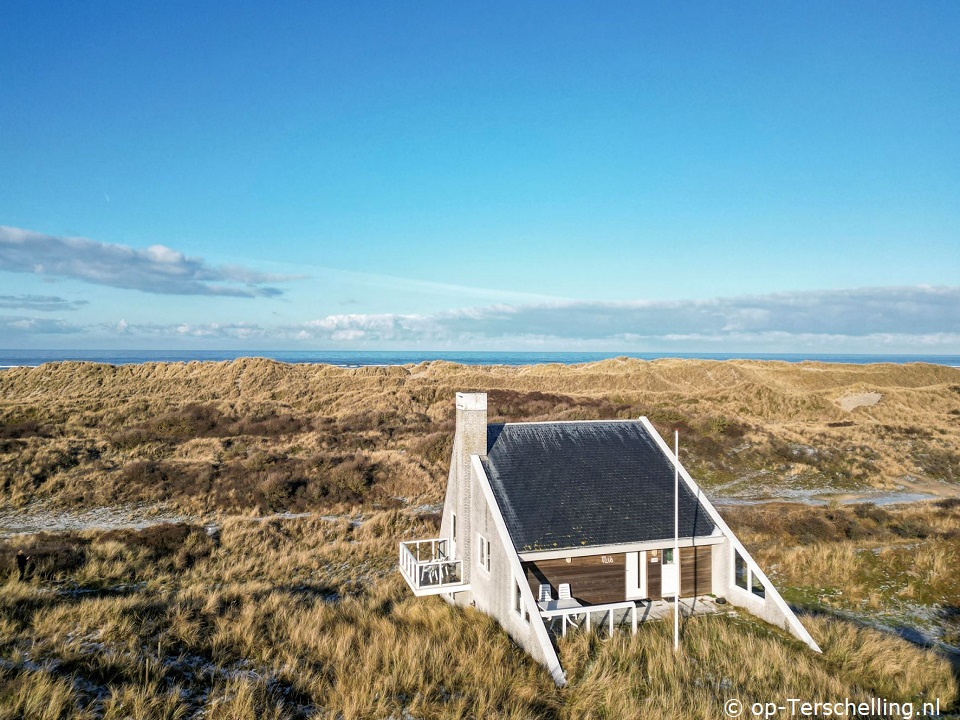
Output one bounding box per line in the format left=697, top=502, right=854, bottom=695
left=481, top=421, right=715, bottom=552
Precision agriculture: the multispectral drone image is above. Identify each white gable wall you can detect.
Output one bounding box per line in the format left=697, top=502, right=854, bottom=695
left=638, top=417, right=821, bottom=652
left=437, top=431, right=461, bottom=584
left=438, top=393, right=566, bottom=683
left=469, top=456, right=565, bottom=684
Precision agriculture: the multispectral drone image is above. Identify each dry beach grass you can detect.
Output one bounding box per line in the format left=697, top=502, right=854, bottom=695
left=0, top=510, right=956, bottom=719
left=0, top=358, right=959, bottom=717
left=2, top=357, right=959, bottom=513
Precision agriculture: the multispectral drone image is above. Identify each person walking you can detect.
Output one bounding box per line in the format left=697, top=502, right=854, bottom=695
left=16, top=549, right=29, bottom=581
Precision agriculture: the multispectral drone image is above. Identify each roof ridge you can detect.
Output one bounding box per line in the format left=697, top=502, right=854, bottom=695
left=498, top=418, right=645, bottom=427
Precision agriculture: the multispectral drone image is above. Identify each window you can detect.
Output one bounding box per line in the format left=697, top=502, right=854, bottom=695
left=735, top=550, right=748, bottom=590
left=751, top=571, right=765, bottom=598
left=662, top=548, right=675, bottom=564
left=512, top=579, right=530, bottom=623
left=451, top=513, right=457, bottom=554
left=477, top=534, right=491, bottom=573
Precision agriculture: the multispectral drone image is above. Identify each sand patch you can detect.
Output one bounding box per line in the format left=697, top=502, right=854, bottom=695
left=838, top=392, right=883, bottom=412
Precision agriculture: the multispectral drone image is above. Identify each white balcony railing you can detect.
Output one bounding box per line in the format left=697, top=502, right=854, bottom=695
left=398, top=539, right=469, bottom=596
left=539, top=600, right=639, bottom=637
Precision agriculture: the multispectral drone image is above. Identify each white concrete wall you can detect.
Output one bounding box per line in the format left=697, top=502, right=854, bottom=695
left=723, top=543, right=806, bottom=637
left=437, top=433, right=460, bottom=592
left=439, top=393, right=560, bottom=680
left=466, top=456, right=563, bottom=680
left=711, top=539, right=731, bottom=597
left=637, top=417, right=821, bottom=653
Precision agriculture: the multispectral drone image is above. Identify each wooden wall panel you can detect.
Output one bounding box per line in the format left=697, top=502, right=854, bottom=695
left=645, top=547, right=711, bottom=600
left=646, top=552, right=662, bottom=600
left=680, top=546, right=712, bottom=597
left=524, top=554, right=626, bottom=605
left=524, top=546, right=712, bottom=606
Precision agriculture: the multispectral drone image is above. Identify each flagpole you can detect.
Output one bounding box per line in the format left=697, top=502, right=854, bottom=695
left=674, top=429, right=680, bottom=652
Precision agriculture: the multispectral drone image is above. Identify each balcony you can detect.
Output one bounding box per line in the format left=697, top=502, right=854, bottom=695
left=399, top=538, right=470, bottom=596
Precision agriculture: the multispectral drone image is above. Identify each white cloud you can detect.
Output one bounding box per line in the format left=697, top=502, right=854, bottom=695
left=5, top=284, right=960, bottom=352
left=0, top=315, right=82, bottom=334
left=280, top=286, right=960, bottom=346
left=105, top=320, right=267, bottom=340
left=0, top=294, right=88, bottom=311
left=0, top=226, right=302, bottom=297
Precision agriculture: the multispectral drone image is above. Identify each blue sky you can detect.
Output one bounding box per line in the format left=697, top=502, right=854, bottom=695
left=1, top=1, right=958, bottom=351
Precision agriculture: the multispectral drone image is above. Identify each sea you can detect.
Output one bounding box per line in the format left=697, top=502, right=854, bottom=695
left=1, top=350, right=959, bottom=368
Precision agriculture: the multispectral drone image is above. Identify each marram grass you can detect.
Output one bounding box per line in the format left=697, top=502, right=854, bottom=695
left=0, top=511, right=956, bottom=719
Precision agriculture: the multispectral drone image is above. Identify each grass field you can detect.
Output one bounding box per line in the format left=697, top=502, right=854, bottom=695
left=1, top=508, right=956, bottom=719
left=1, top=358, right=958, bottom=717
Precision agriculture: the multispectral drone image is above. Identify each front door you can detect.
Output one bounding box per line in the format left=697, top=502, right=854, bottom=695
left=661, top=547, right=679, bottom=598
left=625, top=551, right=647, bottom=599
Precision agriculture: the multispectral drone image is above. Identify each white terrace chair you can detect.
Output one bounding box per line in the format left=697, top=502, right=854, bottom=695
left=557, top=583, right=580, bottom=631
left=538, top=583, right=553, bottom=603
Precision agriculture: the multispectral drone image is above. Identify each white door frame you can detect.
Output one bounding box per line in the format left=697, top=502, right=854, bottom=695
left=661, top=547, right=679, bottom=598
left=625, top=551, right=647, bottom=600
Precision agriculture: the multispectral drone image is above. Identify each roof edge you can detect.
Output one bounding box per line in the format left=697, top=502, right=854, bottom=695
left=519, top=534, right=725, bottom=561
left=497, top=417, right=648, bottom=427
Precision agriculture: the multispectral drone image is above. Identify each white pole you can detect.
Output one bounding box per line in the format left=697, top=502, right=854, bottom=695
left=674, top=429, right=680, bottom=653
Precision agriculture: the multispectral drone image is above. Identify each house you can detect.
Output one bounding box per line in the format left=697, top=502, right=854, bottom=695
left=398, top=392, right=820, bottom=685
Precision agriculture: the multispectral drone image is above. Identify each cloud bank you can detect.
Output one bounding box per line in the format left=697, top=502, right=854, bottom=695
left=0, top=295, right=89, bottom=311
left=0, top=226, right=299, bottom=297
left=282, top=286, right=960, bottom=345
left=6, top=285, right=959, bottom=352
left=1, top=316, right=82, bottom=335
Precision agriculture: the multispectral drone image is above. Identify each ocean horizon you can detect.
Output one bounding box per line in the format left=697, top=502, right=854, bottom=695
left=2, top=349, right=959, bottom=369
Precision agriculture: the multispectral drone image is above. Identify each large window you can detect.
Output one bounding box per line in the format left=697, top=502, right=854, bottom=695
left=734, top=549, right=766, bottom=598
left=735, top=550, right=748, bottom=590
left=477, top=534, right=491, bottom=573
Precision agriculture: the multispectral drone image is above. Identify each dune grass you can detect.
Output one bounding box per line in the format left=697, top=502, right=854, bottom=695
left=1, top=358, right=959, bottom=513
left=0, top=359, right=958, bottom=716
left=0, top=509, right=956, bottom=719
left=0, top=505, right=956, bottom=718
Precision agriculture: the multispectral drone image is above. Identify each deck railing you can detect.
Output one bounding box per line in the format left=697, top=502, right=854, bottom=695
left=540, top=600, right=639, bottom=637
left=398, top=539, right=466, bottom=594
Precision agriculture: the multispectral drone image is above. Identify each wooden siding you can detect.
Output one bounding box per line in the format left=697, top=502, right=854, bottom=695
left=525, top=546, right=713, bottom=605
left=680, top=546, right=712, bottom=597
left=524, top=554, right=626, bottom=605
left=646, top=552, right=662, bottom=599
left=645, top=546, right=712, bottom=600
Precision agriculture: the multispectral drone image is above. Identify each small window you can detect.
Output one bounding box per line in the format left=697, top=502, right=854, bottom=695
left=451, top=513, right=457, bottom=540
left=477, top=534, right=491, bottom=573
left=751, top=570, right=765, bottom=598
left=662, top=548, right=675, bottom=564
left=512, top=579, right=530, bottom=623
left=735, top=550, right=748, bottom=590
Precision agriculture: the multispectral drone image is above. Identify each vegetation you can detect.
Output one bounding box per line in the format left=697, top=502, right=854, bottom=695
left=0, top=358, right=958, bottom=717
left=1, top=509, right=956, bottom=719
